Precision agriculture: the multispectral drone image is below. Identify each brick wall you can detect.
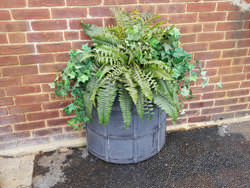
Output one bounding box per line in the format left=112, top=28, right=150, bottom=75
left=0, top=0, right=249, bottom=154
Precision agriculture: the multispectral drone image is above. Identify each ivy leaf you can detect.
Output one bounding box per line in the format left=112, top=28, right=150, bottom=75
left=79, top=74, right=89, bottom=83
left=216, top=82, right=222, bottom=88
left=49, top=83, right=55, bottom=89
left=201, top=70, right=207, bottom=77
left=201, top=78, right=209, bottom=88
left=181, top=87, right=189, bottom=97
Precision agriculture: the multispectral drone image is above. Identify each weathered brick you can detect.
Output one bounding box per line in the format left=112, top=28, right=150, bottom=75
left=43, top=101, right=71, bottom=110
left=27, top=32, right=63, bottom=42
left=190, top=101, right=213, bottom=109
left=55, top=53, right=70, bottom=62
left=233, top=57, right=250, bottom=65
left=89, top=7, right=112, bottom=17
left=0, top=97, right=13, bottom=106
left=23, top=74, right=56, bottom=84
left=64, top=31, right=79, bottom=41
left=157, top=4, right=186, bottom=14
left=3, top=65, right=38, bottom=76
left=179, top=34, right=196, bottom=43
left=192, top=85, right=214, bottom=94
left=0, top=56, right=19, bottom=67
left=206, top=60, right=231, bottom=68
left=0, top=126, right=12, bottom=135
left=183, top=43, right=208, bottom=52
left=39, top=63, right=66, bottom=73
left=9, top=33, right=26, bottom=43
left=198, top=32, right=224, bottom=42
left=228, top=12, right=250, bottom=20
left=168, top=13, right=197, bottom=24
left=47, top=117, right=71, bottom=126
left=202, top=92, right=225, bottom=100
left=140, top=0, right=169, bottom=3
left=199, top=12, right=226, bottom=22
left=177, top=24, right=202, bottom=34
left=215, top=83, right=240, bottom=91
left=217, top=22, right=243, bottom=31
left=209, top=41, right=235, bottom=50
left=203, top=23, right=216, bottom=32
left=188, top=116, right=210, bottom=123
left=37, top=42, right=71, bottom=53
left=0, top=132, right=30, bottom=142
left=0, top=77, right=21, bottom=87
left=7, top=85, right=41, bottom=96
left=0, top=115, right=25, bottom=125
left=52, top=8, right=87, bottom=18
left=238, top=39, right=250, bottom=48
left=226, top=31, right=250, bottom=40
left=0, top=22, right=30, bottom=32
left=0, top=108, right=8, bottom=116
left=0, top=45, right=34, bottom=55
left=240, top=81, right=250, bottom=88
left=226, top=104, right=248, bottom=112
left=70, top=18, right=103, bottom=29
left=32, top=127, right=62, bottom=137
left=27, top=111, right=59, bottom=121
left=217, top=2, right=239, bottom=11
left=223, top=49, right=248, bottom=58
left=202, top=107, right=224, bottom=115
left=0, top=34, right=7, bottom=44
left=31, top=20, right=67, bottom=31
left=0, top=10, right=11, bottom=20
left=68, top=0, right=102, bottom=5
left=15, top=121, right=45, bottom=131
left=29, top=0, right=65, bottom=7
left=219, top=66, right=243, bottom=75
left=228, top=89, right=249, bottom=97
left=9, top=104, right=41, bottom=114
left=0, top=0, right=26, bottom=8
left=187, top=2, right=216, bottom=12
left=16, top=94, right=49, bottom=105
left=19, top=54, right=54, bottom=65
left=195, top=51, right=220, bottom=60
left=211, top=113, right=234, bottom=121
left=222, top=74, right=245, bottom=82
left=12, top=9, right=50, bottom=20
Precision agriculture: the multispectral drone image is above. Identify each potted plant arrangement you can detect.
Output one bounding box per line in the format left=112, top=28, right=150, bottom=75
left=53, top=9, right=207, bottom=164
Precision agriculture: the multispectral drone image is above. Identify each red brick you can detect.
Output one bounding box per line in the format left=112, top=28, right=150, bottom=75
left=226, top=31, right=250, bottom=40
left=192, top=85, right=214, bottom=94
left=202, top=92, right=225, bottom=100
left=228, top=89, right=249, bottom=97
left=240, top=81, right=250, bottom=88
left=0, top=97, right=13, bottom=106
left=29, top=0, right=65, bottom=7
left=8, top=33, right=26, bottom=43
left=216, top=22, right=243, bottom=31
left=39, top=63, right=66, bottom=73
left=52, top=8, right=87, bottom=18
left=70, top=18, right=103, bottom=29
left=209, top=41, right=235, bottom=50
left=37, top=42, right=71, bottom=53
left=0, top=132, right=30, bottom=142
left=222, top=74, right=245, bottom=82
left=177, top=24, right=202, bottom=34
left=89, top=7, right=112, bottom=17
left=190, top=101, right=213, bottom=109
left=0, top=89, right=6, bottom=97
left=3, top=65, right=38, bottom=76
left=0, top=77, right=21, bottom=87
left=27, top=32, right=63, bottom=42
left=104, top=18, right=116, bottom=26
left=219, top=66, right=243, bottom=75
left=15, top=121, right=45, bottom=131
left=168, top=13, right=197, bottom=24
left=187, top=2, right=216, bottom=12
left=0, top=10, right=11, bottom=20
left=12, top=9, right=50, bottom=20
left=0, top=0, right=26, bottom=8
left=238, top=96, right=250, bottom=103
left=9, top=104, right=41, bottom=114
left=197, top=32, right=224, bottom=42
left=182, top=43, right=208, bottom=52
left=215, top=98, right=238, bottom=106
left=55, top=53, right=70, bottom=62
left=0, top=34, right=8, bottom=44
left=238, top=39, right=250, bottom=48
left=188, top=116, right=210, bottom=123
left=0, top=45, right=34, bottom=55
left=199, top=12, right=226, bottom=22
left=72, top=41, right=90, bottom=50
left=0, top=108, right=8, bottom=116
left=0, top=126, right=12, bottom=134
left=16, top=94, right=49, bottom=105
left=233, top=57, right=250, bottom=65
left=20, top=54, right=54, bottom=65
left=31, top=20, right=67, bottom=31
left=243, top=21, right=250, bottom=29
left=202, top=107, right=224, bottom=115
left=157, top=4, right=186, bottom=14
left=140, top=0, right=169, bottom=3
left=203, top=23, right=216, bottom=32
left=0, top=115, right=25, bottom=125
left=23, top=74, right=56, bottom=84
left=41, top=84, right=54, bottom=92
left=32, top=128, right=62, bottom=137
left=0, top=56, right=19, bottom=67
left=47, top=117, right=71, bottom=126
left=43, top=101, right=71, bottom=110
left=7, top=85, right=41, bottom=96
left=195, top=51, right=220, bottom=60
left=68, top=0, right=102, bottom=5
left=244, top=65, right=250, bottom=73
left=179, top=34, right=196, bottom=43
left=223, top=49, right=247, bottom=58
left=0, top=22, right=30, bottom=32
left=217, top=2, right=239, bottom=11
left=226, top=104, right=248, bottom=112
left=64, top=31, right=79, bottom=40
left=228, top=12, right=250, bottom=20
left=80, top=31, right=91, bottom=40
left=215, top=83, right=240, bottom=91
left=27, top=111, right=59, bottom=121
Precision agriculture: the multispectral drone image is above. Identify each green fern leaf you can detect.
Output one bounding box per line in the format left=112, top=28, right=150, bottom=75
left=136, top=91, right=144, bottom=120
left=119, top=88, right=132, bottom=128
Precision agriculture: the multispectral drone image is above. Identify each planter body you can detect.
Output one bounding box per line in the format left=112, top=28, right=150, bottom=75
left=86, top=101, right=166, bottom=164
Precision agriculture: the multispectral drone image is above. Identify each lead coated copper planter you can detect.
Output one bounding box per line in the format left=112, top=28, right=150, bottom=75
left=86, top=102, right=166, bottom=164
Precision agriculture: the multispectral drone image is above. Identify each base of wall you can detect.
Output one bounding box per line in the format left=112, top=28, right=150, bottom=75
left=1, top=115, right=250, bottom=157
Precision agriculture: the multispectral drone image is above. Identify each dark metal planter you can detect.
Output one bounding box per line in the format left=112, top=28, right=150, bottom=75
left=86, top=101, right=166, bottom=164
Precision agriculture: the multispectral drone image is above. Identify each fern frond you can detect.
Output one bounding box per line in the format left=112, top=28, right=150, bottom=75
left=83, top=91, right=93, bottom=120
left=119, top=88, right=132, bottom=128
left=123, top=71, right=138, bottom=104
left=97, top=82, right=117, bottom=125
left=81, top=21, right=104, bottom=39
left=136, top=91, right=144, bottom=120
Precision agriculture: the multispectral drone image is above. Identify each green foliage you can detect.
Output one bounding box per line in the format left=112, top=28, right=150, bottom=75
left=54, top=9, right=209, bottom=129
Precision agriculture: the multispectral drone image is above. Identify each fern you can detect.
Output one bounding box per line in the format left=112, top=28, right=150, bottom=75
left=119, top=88, right=132, bottom=128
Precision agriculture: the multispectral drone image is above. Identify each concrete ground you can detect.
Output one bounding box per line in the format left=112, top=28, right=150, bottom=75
left=1, top=121, right=250, bottom=188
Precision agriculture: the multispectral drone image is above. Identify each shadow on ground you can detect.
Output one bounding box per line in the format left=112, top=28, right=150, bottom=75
left=33, top=124, right=250, bottom=188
